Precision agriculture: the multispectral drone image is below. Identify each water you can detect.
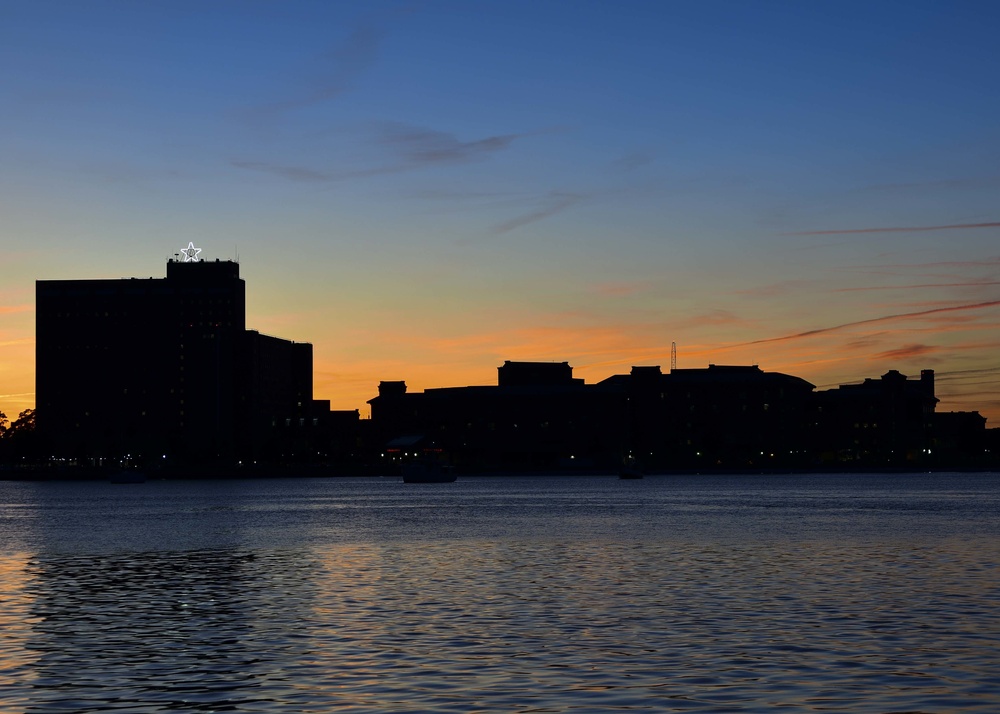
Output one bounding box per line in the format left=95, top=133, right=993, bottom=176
left=1, top=473, right=999, bottom=712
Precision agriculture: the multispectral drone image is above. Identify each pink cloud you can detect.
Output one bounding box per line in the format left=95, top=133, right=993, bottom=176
left=873, top=344, right=938, bottom=360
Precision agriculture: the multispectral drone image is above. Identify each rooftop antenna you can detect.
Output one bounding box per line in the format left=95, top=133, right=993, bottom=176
left=670, top=341, right=677, bottom=373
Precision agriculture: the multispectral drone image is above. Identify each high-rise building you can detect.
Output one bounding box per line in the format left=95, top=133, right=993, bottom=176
left=35, top=247, right=317, bottom=465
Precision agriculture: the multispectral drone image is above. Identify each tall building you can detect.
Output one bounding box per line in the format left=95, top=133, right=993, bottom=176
left=35, top=246, right=318, bottom=465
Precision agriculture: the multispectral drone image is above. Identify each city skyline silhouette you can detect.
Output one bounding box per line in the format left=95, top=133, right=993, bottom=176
left=4, top=6, right=1000, bottom=714
left=2, top=2, right=1000, bottom=426
left=15, top=252, right=993, bottom=473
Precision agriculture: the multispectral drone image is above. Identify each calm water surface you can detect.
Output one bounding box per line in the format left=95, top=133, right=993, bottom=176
left=1, top=473, right=999, bottom=712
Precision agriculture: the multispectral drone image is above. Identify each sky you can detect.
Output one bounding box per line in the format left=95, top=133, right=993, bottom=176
left=2, top=0, right=999, bottom=422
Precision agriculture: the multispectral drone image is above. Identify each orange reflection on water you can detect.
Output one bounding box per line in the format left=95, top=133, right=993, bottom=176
left=0, top=554, right=42, bottom=711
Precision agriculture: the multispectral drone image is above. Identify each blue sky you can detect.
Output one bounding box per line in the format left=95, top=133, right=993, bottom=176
left=2, top=0, right=999, bottom=420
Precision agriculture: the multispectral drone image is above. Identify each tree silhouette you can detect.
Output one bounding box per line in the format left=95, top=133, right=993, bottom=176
left=2, top=409, right=38, bottom=461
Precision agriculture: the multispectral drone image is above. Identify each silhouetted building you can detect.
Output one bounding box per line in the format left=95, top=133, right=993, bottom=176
left=929, top=410, right=988, bottom=467
left=813, top=369, right=938, bottom=465
left=598, top=364, right=816, bottom=470
left=498, top=360, right=582, bottom=387
left=369, top=361, right=816, bottom=472
left=36, top=252, right=326, bottom=466
left=369, top=361, right=620, bottom=471
left=367, top=361, right=997, bottom=473
left=35, top=251, right=993, bottom=474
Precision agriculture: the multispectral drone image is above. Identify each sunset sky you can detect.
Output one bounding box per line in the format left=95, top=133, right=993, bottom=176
left=2, top=0, right=999, bottom=422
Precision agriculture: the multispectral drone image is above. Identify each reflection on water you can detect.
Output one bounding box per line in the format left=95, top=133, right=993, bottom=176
left=15, top=550, right=293, bottom=712
left=1, top=474, right=999, bottom=712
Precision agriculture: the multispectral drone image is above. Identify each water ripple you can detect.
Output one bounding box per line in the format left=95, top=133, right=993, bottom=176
left=0, top=538, right=996, bottom=712
left=1, top=474, right=999, bottom=711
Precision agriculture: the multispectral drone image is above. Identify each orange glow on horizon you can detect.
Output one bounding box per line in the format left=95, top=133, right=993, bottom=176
left=4, top=261, right=999, bottom=423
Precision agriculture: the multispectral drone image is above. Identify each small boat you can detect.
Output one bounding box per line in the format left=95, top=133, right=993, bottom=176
left=402, top=461, right=457, bottom=483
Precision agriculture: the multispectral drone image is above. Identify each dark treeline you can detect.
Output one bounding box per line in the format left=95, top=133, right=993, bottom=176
left=0, top=409, right=38, bottom=463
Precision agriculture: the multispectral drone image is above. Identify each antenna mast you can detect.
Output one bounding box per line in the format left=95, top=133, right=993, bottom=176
left=670, top=342, right=677, bottom=373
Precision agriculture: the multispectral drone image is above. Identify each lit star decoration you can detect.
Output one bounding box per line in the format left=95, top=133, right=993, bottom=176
left=181, top=242, right=202, bottom=262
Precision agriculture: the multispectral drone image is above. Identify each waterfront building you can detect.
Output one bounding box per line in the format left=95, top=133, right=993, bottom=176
left=369, top=361, right=619, bottom=471
left=599, top=364, right=817, bottom=470
left=35, top=246, right=325, bottom=465
left=369, top=361, right=816, bottom=472
left=368, top=362, right=991, bottom=472
left=813, top=369, right=938, bottom=465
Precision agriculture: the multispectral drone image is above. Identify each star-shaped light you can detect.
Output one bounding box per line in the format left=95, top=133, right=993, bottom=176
left=181, top=242, right=202, bottom=262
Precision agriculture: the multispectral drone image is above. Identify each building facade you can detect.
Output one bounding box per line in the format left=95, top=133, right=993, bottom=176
left=368, top=361, right=818, bottom=472
left=812, top=369, right=938, bottom=465
left=36, top=250, right=321, bottom=466
left=368, top=362, right=991, bottom=472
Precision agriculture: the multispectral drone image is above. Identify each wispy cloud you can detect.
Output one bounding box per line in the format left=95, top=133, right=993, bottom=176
left=738, top=300, right=1000, bottom=347
left=833, top=280, right=1000, bottom=293
left=873, top=344, right=938, bottom=360
left=373, top=122, right=525, bottom=165
left=678, top=310, right=747, bottom=328
left=410, top=189, right=523, bottom=202
left=608, top=151, right=653, bottom=172
left=935, top=366, right=1000, bottom=382
left=732, top=281, right=815, bottom=298
left=493, top=191, right=587, bottom=233
left=230, top=160, right=334, bottom=182
left=233, top=123, right=533, bottom=183
left=591, top=281, right=654, bottom=298
left=0, top=305, right=32, bottom=315
left=784, top=221, right=1000, bottom=236
left=242, top=25, right=384, bottom=119
left=850, top=257, right=1000, bottom=272
left=844, top=335, right=890, bottom=350
left=860, top=176, right=1000, bottom=194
